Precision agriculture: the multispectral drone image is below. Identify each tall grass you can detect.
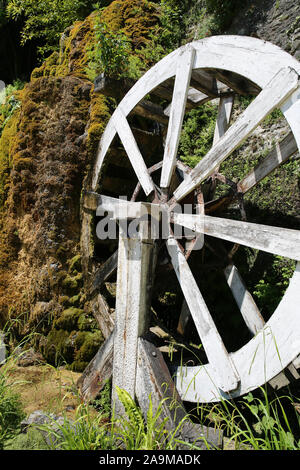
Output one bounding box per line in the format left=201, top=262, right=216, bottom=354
left=196, top=387, right=300, bottom=450
left=40, top=387, right=194, bottom=451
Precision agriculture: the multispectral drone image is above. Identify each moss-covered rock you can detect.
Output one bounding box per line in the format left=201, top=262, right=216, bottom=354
left=42, top=329, right=74, bottom=365
left=54, top=307, right=84, bottom=331
left=72, top=330, right=103, bottom=371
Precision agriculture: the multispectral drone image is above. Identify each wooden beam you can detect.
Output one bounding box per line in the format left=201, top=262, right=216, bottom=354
left=114, top=109, right=155, bottom=196
left=173, top=67, right=300, bottom=201
left=77, top=333, right=114, bottom=402
left=83, top=191, right=157, bottom=220
left=112, top=210, right=157, bottom=415
left=160, top=47, right=195, bottom=189
left=173, top=213, right=300, bottom=261
left=130, top=100, right=169, bottom=126
left=207, top=94, right=234, bottom=200
left=237, top=131, right=298, bottom=194
left=224, top=264, right=265, bottom=335
left=90, top=293, right=114, bottom=340
left=190, top=69, right=219, bottom=97
left=167, top=236, right=240, bottom=393
left=89, top=251, right=118, bottom=299
left=135, top=337, right=223, bottom=449
left=213, top=70, right=261, bottom=96
left=213, top=95, right=234, bottom=145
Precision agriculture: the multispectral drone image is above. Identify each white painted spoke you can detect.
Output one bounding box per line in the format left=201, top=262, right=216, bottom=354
left=174, top=67, right=299, bottom=201
left=114, top=108, right=155, bottom=196
left=166, top=237, right=239, bottom=392
left=238, top=131, right=298, bottom=194
left=160, top=46, right=195, bottom=189
left=174, top=263, right=300, bottom=403
left=173, top=213, right=300, bottom=261
left=224, top=264, right=265, bottom=335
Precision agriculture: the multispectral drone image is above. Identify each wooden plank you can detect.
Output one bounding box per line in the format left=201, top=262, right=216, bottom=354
left=83, top=191, right=156, bottom=220
left=160, top=47, right=196, bottom=189
left=173, top=67, right=300, bottom=201
left=293, top=354, right=300, bottom=370
left=112, top=213, right=156, bottom=415
left=89, top=251, right=118, bottom=298
left=214, top=70, right=260, bottom=96
left=166, top=236, right=240, bottom=392
left=77, top=333, right=114, bottom=402
left=237, top=131, right=298, bottom=194
left=213, top=95, right=234, bottom=145
left=136, top=337, right=186, bottom=427
left=114, top=108, right=155, bottom=196
left=190, top=69, right=219, bottom=97
left=208, top=95, right=234, bottom=200
left=173, top=213, right=300, bottom=261
left=131, top=100, right=169, bottom=126
left=90, top=293, right=115, bottom=340
left=135, top=337, right=223, bottom=449
left=173, top=262, right=300, bottom=403
left=224, top=264, right=265, bottom=335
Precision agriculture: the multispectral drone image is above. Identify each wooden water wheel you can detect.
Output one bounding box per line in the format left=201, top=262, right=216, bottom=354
left=79, top=36, right=300, bottom=422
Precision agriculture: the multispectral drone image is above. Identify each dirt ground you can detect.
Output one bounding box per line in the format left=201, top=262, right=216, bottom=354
left=5, top=363, right=84, bottom=420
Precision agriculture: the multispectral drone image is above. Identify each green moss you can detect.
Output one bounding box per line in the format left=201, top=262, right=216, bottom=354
left=0, top=107, right=21, bottom=207
left=68, top=254, right=82, bottom=273
left=101, top=0, right=159, bottom=48
left=42, top=329, right=73, bottom=365
left=74, top=330, right=103, bottom=363
left=68, top=294, right=81, bottom=307
left=78, top=313, right=98, bottom=331
left=62, top=273, right=83, bottom=295
left=54, top=307, right=84, bottom=331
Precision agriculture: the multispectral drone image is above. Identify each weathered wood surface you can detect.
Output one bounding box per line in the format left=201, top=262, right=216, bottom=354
left=89, top=250, right=118, bottom=299
left=130, top=99, right=169, bottom=126
left=174, top=262, right=300, bottom=403
left=112, top=213, right=157, bottom=415
left=208, top=94, right=234, bottom=200
left=90, top=293, right=114, bottom=340
left=213, top=69, right=261, bottom=96
left=190, top=69, right=219, bottom=97
left=77, top=333, right=114, bottom=402
left=114, top=109, right=155, bottom=196
left=173, top=67, right=299, bottom=201
left=224, top=264, right=265, bottom=336
left=84, top=191, right=158, bottom=220
left=160, top=47, right=195, bottom=189
left=167, top=236, right=240, bottom=392
left=136, top=337, right=186, bottom=427
left=237, top=131, right=298, bottom=194
left=173, top=213, right=300, bottom=261
left=135, top=337, right=223, bottom=449
left=213, top=95, right=234, bottom=146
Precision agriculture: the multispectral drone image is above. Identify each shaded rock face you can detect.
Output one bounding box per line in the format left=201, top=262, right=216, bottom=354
left=228, top=0, right=299, bottom=59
